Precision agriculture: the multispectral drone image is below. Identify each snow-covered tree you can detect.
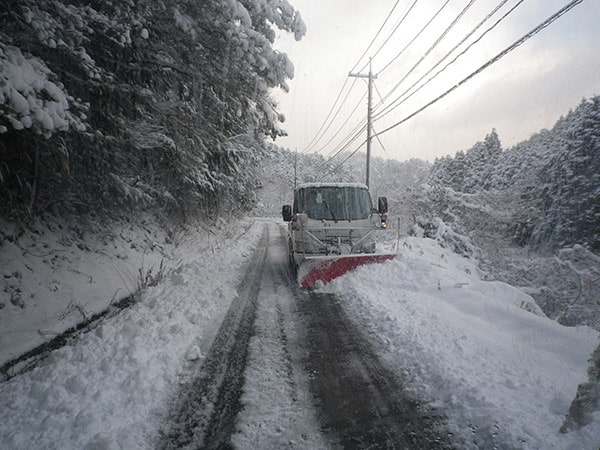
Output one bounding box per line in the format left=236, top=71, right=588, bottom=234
left=530, top=97, right=600, bottom=251
left=0, top=0, right=305, bottom=221
left=417, top=97, right=600, bottom=329
left=428, top=129, right=502, bottom=193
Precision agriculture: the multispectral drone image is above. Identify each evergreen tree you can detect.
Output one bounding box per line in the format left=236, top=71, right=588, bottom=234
left=531, top=98, right=600, bottom=251
left=427, top=128, right=502, bottom=193
left=0, top=0, right=305, bottom=221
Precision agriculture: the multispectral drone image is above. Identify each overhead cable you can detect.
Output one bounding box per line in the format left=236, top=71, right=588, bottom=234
left=378, top=0, right=452, bottom=75
left=377, top=0, right=477, bottom=106
left=300, top=0, right=403, bottom=154
left=324, top=0, right=448, bottom=168
left=374, top=0, right=522, bottom=121
left=300, top=77, right=355, bottom=153
left=327, top=137, right=368, bottom=174
left=318, top=120, right=369, bottom=169
left=324, top=77, right=386, bottom=164
left=325, top=124, right=392, bottom=173
left=318, top=91, right=368, bottom=157
left=356, top=0, right=419, bottom=74
left=351, top=0, right=403, bottom=74
left=372, top=0, right=585, bottom=139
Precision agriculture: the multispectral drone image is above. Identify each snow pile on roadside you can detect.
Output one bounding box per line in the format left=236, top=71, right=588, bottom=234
left=322, top=236, right=600, bottom=450
left=0, top=215, right=175, bottom=367
left=0, top=218, right=263, bottom=449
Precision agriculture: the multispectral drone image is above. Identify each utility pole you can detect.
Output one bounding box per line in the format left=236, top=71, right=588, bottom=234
left=349, top=59, right=377, bottom=188
left=293, top=149, right=297, bottom=189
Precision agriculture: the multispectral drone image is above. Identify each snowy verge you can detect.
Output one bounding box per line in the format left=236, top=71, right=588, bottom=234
left=320, top=236, right=600, bottom=450
left=0, top=216, right=264, bottom=449
left=1, top=214, right=177, bottom=368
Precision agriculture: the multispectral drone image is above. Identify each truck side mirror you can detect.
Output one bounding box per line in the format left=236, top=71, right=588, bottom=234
left=282, top=204, right=292, bottom=222
left=378, top=197, right=388, bottom=214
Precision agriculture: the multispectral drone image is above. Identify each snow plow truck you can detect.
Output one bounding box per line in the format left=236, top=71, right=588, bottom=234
left=282, top=182, right=396, bottom=288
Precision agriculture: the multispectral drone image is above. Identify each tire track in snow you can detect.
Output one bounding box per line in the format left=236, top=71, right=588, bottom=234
left=297, top=290, right=453, bottom=448
left=159, top=220, right=452, bottom=448
left=230, top=222, right=329, bottom=448
left=158, top=226, right=268, bottom=449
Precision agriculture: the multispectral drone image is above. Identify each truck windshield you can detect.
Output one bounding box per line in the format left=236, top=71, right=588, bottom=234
left=294, top=186, right=372, bottom=221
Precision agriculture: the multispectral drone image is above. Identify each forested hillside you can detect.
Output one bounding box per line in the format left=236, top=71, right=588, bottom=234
left=428, top=97, right=600, bottom=253
left=256, top=97, right=600, bottom=330
left=416, top=97, right=600, bottom=330
left=0, top=0, right=305, bottom=224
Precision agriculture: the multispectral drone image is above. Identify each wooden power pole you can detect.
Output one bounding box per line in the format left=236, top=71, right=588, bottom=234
left=349, top=60, right=377, bottom=188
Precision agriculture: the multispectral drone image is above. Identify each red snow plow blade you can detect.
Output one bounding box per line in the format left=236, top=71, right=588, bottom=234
left=297, top=253, right=396, bottom=288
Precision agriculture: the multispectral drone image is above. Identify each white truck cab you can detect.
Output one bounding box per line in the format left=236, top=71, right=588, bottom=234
left=282, top=182, right=389, bottom=276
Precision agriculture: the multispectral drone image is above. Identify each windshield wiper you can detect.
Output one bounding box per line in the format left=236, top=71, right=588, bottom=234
left=322, top=200, right=337, bottom=222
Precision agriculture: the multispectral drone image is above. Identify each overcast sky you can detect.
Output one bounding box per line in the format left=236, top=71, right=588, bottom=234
left=273, top=0, right=600, bottom=163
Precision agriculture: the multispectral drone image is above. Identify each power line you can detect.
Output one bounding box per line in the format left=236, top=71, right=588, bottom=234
left=372, top=0, right=585, bottom=140
left=321, top=98, right=386, bottom=174
left=373, top=0, right=521, bottom=122
left=351, top=0, right=403, bottom=74
left=378, top=0, right=452, bottom=75
left=300, top=0, right=404, bottom=154
left=300, top=77, right=355, bottom=154
left=327, top=138, right=368, bottom=175
left=318, top=90, right=367, bottom=157
left=314, top=127, right=368, bottom=177
left=322, top=1, right=429, bottom=174
left=356, top=0, right=419, bottom=74
left=373, top=79, right=387, bottom=105
left=330, top=0, right=466, bottom=172
left=319, top=120, right=368, bottom=168
left=377, top=0, right=478, bottom=106
left=325, top=125, right=399, bottom=175
left=373, top=126, right=390, bottom=156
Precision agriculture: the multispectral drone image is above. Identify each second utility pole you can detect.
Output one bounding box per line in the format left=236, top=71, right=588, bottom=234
left=349, top=59, right=377, bottom=188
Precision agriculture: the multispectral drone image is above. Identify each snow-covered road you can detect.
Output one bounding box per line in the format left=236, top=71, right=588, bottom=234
left=296, top=289, right=451, bottom=448
left=1, top=217, right=599, bottom=449
left=159, top=221, right=446, bottom=448
left=159, top=224, right=326, bottom=448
